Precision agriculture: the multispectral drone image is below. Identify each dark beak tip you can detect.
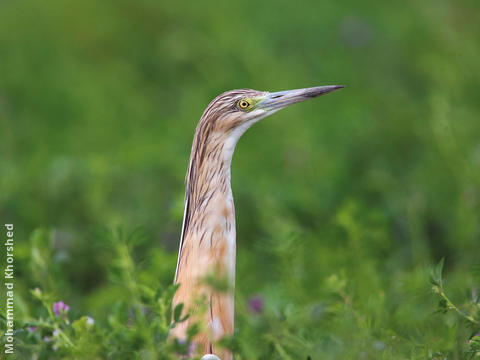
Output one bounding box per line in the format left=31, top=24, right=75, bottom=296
left=306, top=85, right=345, bottom=98
left=328, top=85, right=345, bottom=91
left=322, top=85, right=345, bottom=95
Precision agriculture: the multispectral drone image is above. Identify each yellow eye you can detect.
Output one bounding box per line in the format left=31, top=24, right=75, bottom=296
left=238, top=99, right=250, bottom=110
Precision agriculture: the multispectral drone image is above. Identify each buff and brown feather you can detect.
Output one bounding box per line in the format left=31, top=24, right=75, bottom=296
left=172, top=90, right=264, bottom=359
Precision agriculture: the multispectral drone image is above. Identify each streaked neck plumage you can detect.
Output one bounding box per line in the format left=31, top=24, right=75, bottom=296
left=171, top=95, right=256, bottom=359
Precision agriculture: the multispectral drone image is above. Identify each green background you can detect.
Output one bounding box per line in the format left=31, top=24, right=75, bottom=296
left=1, top=0, right=479, bottom=358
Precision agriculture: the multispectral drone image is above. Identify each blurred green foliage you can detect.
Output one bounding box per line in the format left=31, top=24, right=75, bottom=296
left=0, top=0, right=479, bottom=358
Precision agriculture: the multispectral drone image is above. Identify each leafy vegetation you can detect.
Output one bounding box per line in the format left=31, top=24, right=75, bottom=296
left=0, top=0, right=479, bottom=358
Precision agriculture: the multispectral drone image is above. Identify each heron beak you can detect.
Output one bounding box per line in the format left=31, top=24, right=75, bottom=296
left=257, top=85, right=344, bottom=110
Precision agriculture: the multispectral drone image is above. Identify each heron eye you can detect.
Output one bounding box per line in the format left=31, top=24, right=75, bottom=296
left=238, top=99, right=250, bottom=110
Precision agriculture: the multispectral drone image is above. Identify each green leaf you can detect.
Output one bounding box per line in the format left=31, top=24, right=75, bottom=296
left=186, top=322, right=199, bottom=339
left=173, top=303, right=184, bottom=323
left=430, top=258, right=445, bottom=287
left=138, top=284, right=155, bottom=304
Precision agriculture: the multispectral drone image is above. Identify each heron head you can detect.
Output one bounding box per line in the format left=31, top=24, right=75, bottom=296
left=201, top=85, right=344, bottom=145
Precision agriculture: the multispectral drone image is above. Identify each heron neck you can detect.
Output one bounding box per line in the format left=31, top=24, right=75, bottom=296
left=188, top=141, right=234, bottom=207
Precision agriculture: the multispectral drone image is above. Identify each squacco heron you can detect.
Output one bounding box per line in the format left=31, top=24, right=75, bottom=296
left=171, top=85, right=343, bottom=359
